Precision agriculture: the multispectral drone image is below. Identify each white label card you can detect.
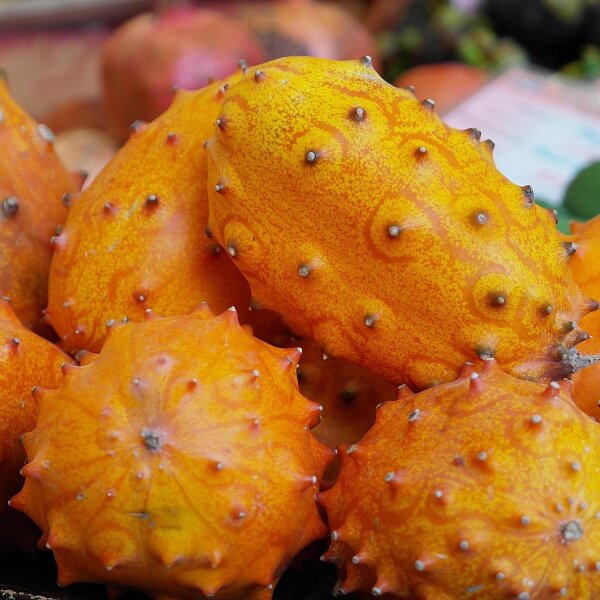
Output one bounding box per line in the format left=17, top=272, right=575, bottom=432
left=444, top=67, right=600, bottom=206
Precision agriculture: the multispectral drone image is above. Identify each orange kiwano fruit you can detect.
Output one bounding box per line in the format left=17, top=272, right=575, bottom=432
left=0, top=78, right=73, bottom=329
left=320, top=360, right=600, bottom=599
left=47, top=68, right=284, bottom=355
left=12, top=307, right=331, bottom=599
left=0, top=297, right=70, bottom=549
left=206, top=56, right=596, bottom=390
left=566, top=216, right=600, bottom=418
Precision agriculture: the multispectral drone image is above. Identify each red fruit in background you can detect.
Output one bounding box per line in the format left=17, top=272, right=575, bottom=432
left=0, top=77, right=74, bottom=330
left=234, top=0, right=379, bottom=67
left=12, top=307, right=331, bottom=597
left=394, top=62, right=488, bottom=115
left=102, top=6, right=266, bottom=141
left=0, top=297, right=71, bottom=552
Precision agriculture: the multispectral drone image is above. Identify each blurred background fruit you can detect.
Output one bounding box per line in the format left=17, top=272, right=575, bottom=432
left=102, top=6, right=266, bottom=141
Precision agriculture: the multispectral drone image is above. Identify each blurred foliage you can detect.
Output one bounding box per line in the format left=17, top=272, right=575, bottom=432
left=564, top=161, right=600, bottom=220
left=561, top=44, right=600, bottom=79
left=378, top=0, right=600, bottom=82
left=456, top=26, right=528, bottom=71
left=378, top=0, right=528, bottom=82
left=543, top=0, right=600, bottom=24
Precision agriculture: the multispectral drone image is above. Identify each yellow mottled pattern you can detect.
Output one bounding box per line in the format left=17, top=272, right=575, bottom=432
left=0, top=80, right=72, bottom=329
left=47, top=69, right=269, bottom=355
left=12, top=308, right=331, bottom=600
left=206, top=56, right=591, bottom=389
left=320, top=361, right=600, bottom=599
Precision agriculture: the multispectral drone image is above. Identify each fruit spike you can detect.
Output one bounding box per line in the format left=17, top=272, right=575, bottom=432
left=319, top=359, right=600, bottom=599
left=206, top=56, right=597, bottom=389
left=12, top=307, right=332, bottom=599
left=0, top=77, right=74, bottom=329
left=47, top=69, right=288, bottom=355
left=0, top=297, right=71, bottom=552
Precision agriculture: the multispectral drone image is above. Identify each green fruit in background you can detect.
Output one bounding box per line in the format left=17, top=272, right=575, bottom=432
left=564, top=161, right=600, bottom=220
left=537, top=199, right=583, bottom=234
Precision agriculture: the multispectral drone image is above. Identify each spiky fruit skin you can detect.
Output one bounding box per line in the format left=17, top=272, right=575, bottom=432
left=47, top=72, right=284, bottom=354
left=0, top=79, right=72, bottom=329
left=12, top=307, right=331, bottom=599
left=102, top=7, right=265, bottom=141
left=319, top=360, right=600, bottom=599
left=293, top=338, right=396, bottom=449
left=0, top=298, right=71, bottom=548
left=234, top=0, right=379, bottom=67
left=567, top=217, right=600, bottom=418
left=206, top=56, right=592, bottom=390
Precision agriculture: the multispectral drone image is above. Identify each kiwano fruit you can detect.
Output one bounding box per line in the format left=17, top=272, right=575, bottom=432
left=206, top=56, right=597, bottom=390
left=319, top=359, right=600, bottom=599
left=566, top=216, right=600, bottom=418
left=11, top=306, right=331, bottom=599
left=0, top=297, right=70, bottom=550
left=47, top=68, right=284, bottom=355
left=102, top=6, right=265, bottom=141
left=0, top=76, right=74, bottom=329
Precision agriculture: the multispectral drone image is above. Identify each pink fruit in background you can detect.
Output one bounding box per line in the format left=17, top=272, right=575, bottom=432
left=102, top=6, right=266, bottom=141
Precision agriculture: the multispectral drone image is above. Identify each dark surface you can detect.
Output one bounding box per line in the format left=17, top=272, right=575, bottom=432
left=0, top=550, right=353, bottom=600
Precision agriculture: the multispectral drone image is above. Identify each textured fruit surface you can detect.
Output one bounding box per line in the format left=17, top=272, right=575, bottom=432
left=47, top=71, right=283, bottom=354
left=567, top=217, right=600, bottom=418
left=102, top=7, right=265, bottom=141
left=235, top=0, right=379, bottom=67
left=206, top=56, right=594, bottom=389
left=0, top=78, right=73, bottom=329
left=12, top=307, right=331, bottom=599
left=293, top=338, right=396, bottom=449
left=393, top=62, right=488, bottom=114
left=320, top=360, right=600, bottom=599
left=0, top=298, right=70, bottom=544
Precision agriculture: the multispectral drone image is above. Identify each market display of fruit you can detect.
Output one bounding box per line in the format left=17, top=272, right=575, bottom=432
left=2, top=1, right=600, bottom=600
